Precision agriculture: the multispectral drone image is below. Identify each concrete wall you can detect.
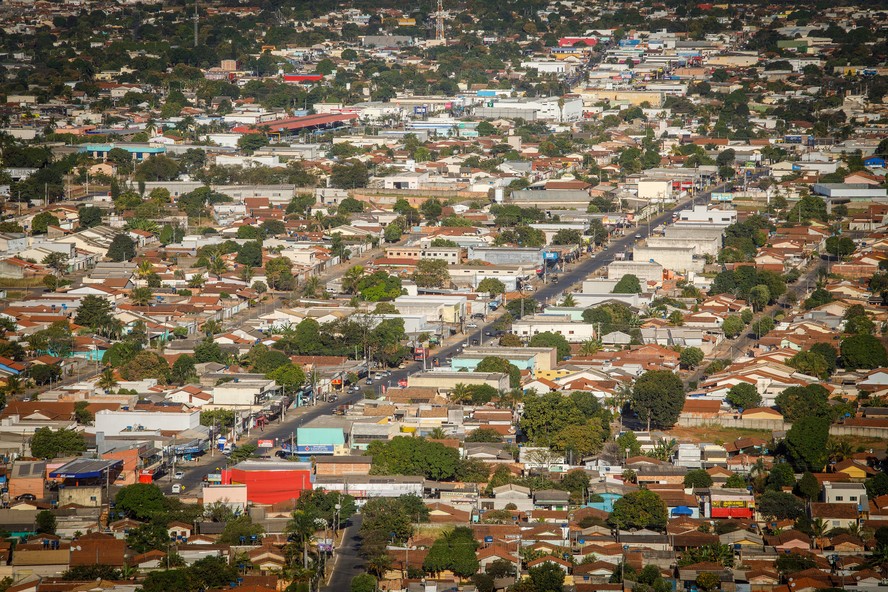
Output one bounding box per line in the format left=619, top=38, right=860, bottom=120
left=606, top=261, right=664, bottom=284
left=646, top=236, right=721, bottom=257
left=632, top=246, right=703, bottom=273
left=59, top=485, right=104, bottom=507
left=675, top=417, right=787, bottom=431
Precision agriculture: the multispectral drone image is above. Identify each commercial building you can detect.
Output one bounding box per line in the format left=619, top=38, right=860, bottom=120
left=511, top=315, right=596, bottom=343
left=221, top=460, right=312, bottom=505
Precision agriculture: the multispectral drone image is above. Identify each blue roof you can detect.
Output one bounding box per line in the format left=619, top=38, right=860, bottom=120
left=79, top=144, right=166, bottom=154
left=49, top=458, right=122, bottom=479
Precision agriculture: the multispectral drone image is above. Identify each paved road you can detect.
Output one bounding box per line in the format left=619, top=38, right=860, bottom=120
left=323, top=514, right=364, bottom=592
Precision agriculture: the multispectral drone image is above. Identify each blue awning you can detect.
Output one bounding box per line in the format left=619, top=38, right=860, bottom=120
left=50, top=459, right=122, bottom=479
left=671, top=506, right=693, bottom=516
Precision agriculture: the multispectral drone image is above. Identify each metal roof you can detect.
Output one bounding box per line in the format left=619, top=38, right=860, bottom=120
left=49, top=459, right=122, bottom=479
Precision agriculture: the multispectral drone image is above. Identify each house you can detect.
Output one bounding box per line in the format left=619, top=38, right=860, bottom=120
left=426, top=502, right=471, bottom=523
left=533, top=489, right=570, bottom=511
left=832, top=459, right=878, bottom=481
left=168, top=521, right=193, bottom=540
left=764, top=530, right=812, bottom=552
left=810, top=503, right=859, bottom=530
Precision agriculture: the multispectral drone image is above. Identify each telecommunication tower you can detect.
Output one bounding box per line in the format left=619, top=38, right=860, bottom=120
left=436, top=0, right=445, bottom=42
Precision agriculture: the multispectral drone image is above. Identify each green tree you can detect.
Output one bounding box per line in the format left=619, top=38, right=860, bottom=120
left=476, top=356, right=521, bottom=388
left=465, top=428, right=502, bottom=443
left=825, top=236, right=855, bottom=260
left=268, top=363, right=307, bottom=394
left=35, top=510, right=56, bottom=534
left=775, top=384, right=830, bottom=422
left=613, top=274, right=642, bottom=294
left=119, top=351, right=170, bottom=383
left=529, top=331, right=571, bottom=361
left=171, top=355, right=197, bottom=385
left=126, top=522, right=171, bottom=553
left=74, top=294, right=114, bottom=329
left=218, top=514, right=264, bottom=544
left=788, top=351, right=829, bottom=379
left=748, top=284, right=770, bottom=312
left=420, top=198, right=444, bottom=223
left=529, top=563, right=565, bottom=592
left=758, top=490, right=805, bottom=520
left=78, top=206, right=103, bottom=228
left=115, top=483, right=167, bottom=520
left=841, top=334, right=888, bottom=370
left=30, top=427, right=86, bottom=459
left=31, top=212, right=59, bottom=234
left=680, top=347, right=704, bottom=369
left=766, top=463, right=796, bottom=490
left=726, top=383, right=761, bottom=410
left=350, top=574, right=377, bottom=592
left=722, top=315, right=744, bottom=338
left=412, top=259, right=450, bottom=288
left=107, top=234, right=136, bottom=261
left=383, top=221, right=403, bottom=242
left=477, top=278, right=506, bottom=296
left=330, top=160, right=369, bottom=189
left=784, top=416, right=830, bottom=472
left=684, top=469, right=714, bottom=488
left=631, top=370, right=685, bottom=430
left=609, top=489, right=668, bottom=531
left=796, top=471, right=821, bottom=501
left=368, top=436, right=460, bottom=481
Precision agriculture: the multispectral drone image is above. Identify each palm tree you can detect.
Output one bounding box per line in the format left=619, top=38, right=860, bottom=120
left=286, top=510, right=318, bottom=570
left=811, top=518, right=828, bottom=550
left=136, top=260, right=154, bottom=279
left=428, top=427, right=446, bottom=439
left=207, top=254, right=227, bottom=279
left=451, top=383, right=470, bottom=404
left=130, top=287, right=154, bottom=306
left=97, top=369, right=118, bottom=390
left=341, top=265, right=365, bottom=294
left=302, top=276, right=320, bottom=298
left=579, top=339, right=600, bottom=356
left=561, top=293, right=577, bottom=307
left=239, top=265, right=254, bottom=284
left=187, top=273, right=206, bottom=289
left=97, top=319, right=124, bottom=340
left=4, top=376, right=23, bottom=397
left=365, top=554, right=392, bottom=579
left=827, top=438, right=854, bottom=463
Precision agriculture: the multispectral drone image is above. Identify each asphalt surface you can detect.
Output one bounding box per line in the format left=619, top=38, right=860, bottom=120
left=323, top=514, right=364, bottom=592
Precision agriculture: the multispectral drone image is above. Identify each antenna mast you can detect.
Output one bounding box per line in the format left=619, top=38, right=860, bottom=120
left=436, top=0, right=444, bottom=42
left=193, top=0, right=199, bottom=48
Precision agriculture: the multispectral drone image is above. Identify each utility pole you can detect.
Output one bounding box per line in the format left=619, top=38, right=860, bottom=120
left=193, top=0, right=199, bottom=48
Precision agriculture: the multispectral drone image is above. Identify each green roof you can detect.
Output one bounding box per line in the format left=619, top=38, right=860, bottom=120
left=296, top=427, right=345, bottom=446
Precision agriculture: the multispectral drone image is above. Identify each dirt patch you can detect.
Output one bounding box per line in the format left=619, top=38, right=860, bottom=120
left=667, top=425, right=773, bottom=445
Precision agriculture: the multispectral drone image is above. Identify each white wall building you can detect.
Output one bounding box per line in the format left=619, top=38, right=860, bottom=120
left=94, top=409, right=200, bottom=436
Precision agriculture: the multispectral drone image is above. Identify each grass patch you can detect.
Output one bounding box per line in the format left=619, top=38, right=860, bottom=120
left=667, top=425, right=772, bottom=445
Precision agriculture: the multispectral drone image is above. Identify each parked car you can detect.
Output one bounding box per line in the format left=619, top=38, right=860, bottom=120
left=174, top=471, right=184, bottom=480
left=466, top=322, right=478, bottom=328
left=365, top=378, right=373, bottom=385
left=172, top=484, right=183, bottom=494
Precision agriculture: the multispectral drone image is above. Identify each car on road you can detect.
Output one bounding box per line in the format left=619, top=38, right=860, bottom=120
left=484, top=330, right=493, bottom=336
left=373, top=372, right=384, bottom=380
left=174, top=471, right=184, bottom=480
left=471, top=338, right=479, bottom=345
left=172, top=484, right=183, bottom=494
left=365, top=378, right=373, bottom=384
left=471, top=313, right=485, bottom=319
left=635, top=234, right=642, bottom=240
left=466, top=322, right=478, bottom=328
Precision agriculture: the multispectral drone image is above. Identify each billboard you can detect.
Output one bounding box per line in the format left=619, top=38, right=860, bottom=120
left=297, top=444, right=335, bottom=454
left=258, top=439, right=274, bottom=448
left=711, top=192, right=733, bottom=202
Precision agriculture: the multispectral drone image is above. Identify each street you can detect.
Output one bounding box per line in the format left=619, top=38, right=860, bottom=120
left=322, top=514, right=364, bottom=592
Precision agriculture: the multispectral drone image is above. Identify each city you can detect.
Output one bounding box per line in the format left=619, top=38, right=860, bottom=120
left=0, top=1, right=885, bottom=592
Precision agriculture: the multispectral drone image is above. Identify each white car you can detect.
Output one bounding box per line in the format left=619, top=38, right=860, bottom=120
left=174, top=471, right=184, bottom=480
left=466, top=322, right=478, bottom=328
left=373, top=372, right=384, bottom=380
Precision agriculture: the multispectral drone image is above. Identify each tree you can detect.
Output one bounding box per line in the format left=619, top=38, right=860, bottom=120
left=412, top=259, right=450, bottom=288
left=31, top=212, right=59, bottom=234
left=295, top=489, right=356, bottom=529
left=751, top=316, right=775, bottom=337
left=476, top=356, right=521, bottom=388
left=28, top=321, right=74, bottom=358
left=171, top=355, right=197, bottom=385
left=268, top=363, right=306, bottom=394
left=383, top=221, right=403, bottom=243
left=30, top=364, right=61, bottom=385
left=551, top=228, right=582, bottom=245
left=553, top=422, right=605, bottom=458
left=748, top=284, right=770, bottom=312
left=529, top=331, right=571, bottom=361
left=477, top=278, right=506, bottom=296
left=465, top=428, right=502, bottom=443
left=796, top=472, right=821, bottom=501
left=219, top=514, right=264, bottom=545
left=684, top=469, right=714, bottom=488
left=631, top=370, right=685, bottom=430
left=825, top=236, right=855, bottom=260
left=30, top=427, right=86, bottom=459
left=62, top=566, right=123, bottom=581
left=841, top=334, right=888, bottom=370
left=788, top=351, right=829, bottom=379
left=609, top=489, right=668, bottom=531
left=528, top=563, right=565, bottom=592
left=42, top=252, right=68, bottom=277
left=613, top=274, right=642, bottom=294
left=194, top=340, right=226, bottom=363
left=78, top=206, right=103, bottom=228
left=75, top=295, right=114, bottom=329
left=784, top=416, right=830, bottom=472
left=130, top=287, right=154, bottom=306
left=680, top=347, right=704, bottom=369
left=107, top=234, right=136, bottom=261
left=758, top=490, right=805, bottom=520
left=423, top=527, right=479, bottom=578
left=330, top=160, right=369, bottom=188
left=115, top=483, right=167, bottom=520
left=420, top=198, right=443, bottom=223
left=722, top=315, right=744, bottom=338
left=351, top=574, right=377, bottom=592
left=696, top=572, right=720, bottom=592
left=126, top=522, right=171, bottom=553
left=766, top=463, right=795, bottom=490
left=726, top=383, right=761, bottom=410
left=236, top=240, right=263, bottom=268
left=368, top=437, right=460, bottom=481
left=119, top=351, right=170, bottom=383
left=775, top=384, right=831, bottom=422
left=35, top=510, right=56, bottom=534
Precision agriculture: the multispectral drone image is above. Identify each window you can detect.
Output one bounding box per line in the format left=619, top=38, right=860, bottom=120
left=836, top=496, right=843, bottom=501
